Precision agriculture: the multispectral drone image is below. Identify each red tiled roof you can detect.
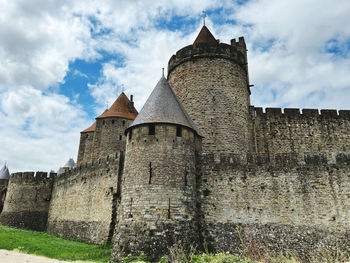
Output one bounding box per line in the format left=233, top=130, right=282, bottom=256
left=81, top=121, right=96, bottom=133
left=96, top=92, right=138, bottom=120
left=193, top=25, right=218, bottom=48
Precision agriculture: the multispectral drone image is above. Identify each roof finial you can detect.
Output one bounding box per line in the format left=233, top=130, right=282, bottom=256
left=106, top=100, right=109, bottom=109
left=202, top=10, right=207, bottom=26
left=162, top=67, right=164, bottom=77
left=121, top=84, right=125, bottom=93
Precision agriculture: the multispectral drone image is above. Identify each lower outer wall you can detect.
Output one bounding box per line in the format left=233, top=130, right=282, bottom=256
left=0, top=211, right=48, bottom=231
left=47, top=153, right=122, bottom=244
left=198, top=153, right=350, bottom=261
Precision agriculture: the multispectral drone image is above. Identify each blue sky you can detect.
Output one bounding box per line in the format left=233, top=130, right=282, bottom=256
left=1, top=0, right=350, bottom=172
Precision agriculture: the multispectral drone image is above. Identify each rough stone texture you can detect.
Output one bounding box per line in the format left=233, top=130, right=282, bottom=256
left=47, top=152, right=123, bottom=244
left=168, top=41, right=250, bottom=156
left=0, top=179, right=9, bottom=214
left=0, top=172, right=55, bottom=231
left=91, top=117, right=133, bottom=160
left=198, top=152, right=350, bottom=261
left=249, top=107, right=350, bottom=160
left=111, top=124, right=201, bottom=262
left=77, top=130, right=94, bottom=166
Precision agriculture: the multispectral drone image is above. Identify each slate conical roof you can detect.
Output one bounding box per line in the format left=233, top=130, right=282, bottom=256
left=97, top=92, right=138, bottom=120
left=0, top=163, right=10, bottom=179
left=64, top=158, right=76, bottom=168
left=127, top=76, right=201, bottom=136
left=193, top=25, right=218, bottom=48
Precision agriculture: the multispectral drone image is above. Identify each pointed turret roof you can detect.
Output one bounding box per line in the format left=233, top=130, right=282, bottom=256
left=193, top=25, right=218, bottom=48
left=64, top=158, right=76, bottom=168
left=127, top=76, right=201, bottom=136
left=81, top=121, right=96, bottom=133
left=97, top=92, right=138, bottom=120
left=0, top=163, right=10, bottom=180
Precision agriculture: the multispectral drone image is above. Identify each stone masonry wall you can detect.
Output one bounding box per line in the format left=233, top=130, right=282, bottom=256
left=168, top=43, right=250, bottom=156
left=0, top=172, right=55, bottom=231
left=92, top=117, right=133, bottom=160
left=77, top=130, right=94, bottom=166
left=47, top=152, right=123, bottom=244
left=111, top=124, right=201, bottom=262
left=0, top=179, right=9, bottom=214
left=198, top=152, right=350, bottom=260
left=249, top=107, right=350, bottom=159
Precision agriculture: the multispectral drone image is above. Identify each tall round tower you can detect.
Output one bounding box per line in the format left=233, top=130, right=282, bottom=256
left=111, top=76, right=202, bottom=261
left=168, top=25, right=251, bottom=156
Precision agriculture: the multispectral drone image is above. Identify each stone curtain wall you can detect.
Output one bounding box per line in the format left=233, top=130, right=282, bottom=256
left=111, top=124, right=200, bottom=261
left=168, top=41, right=250, bottom=156
left=198, top=152, right=350, bottom=260
left=249, top=107, right=350, bottom=159
left=47, top=152, right=123, bottom=244
left=0, top=172, right=55, bottom=231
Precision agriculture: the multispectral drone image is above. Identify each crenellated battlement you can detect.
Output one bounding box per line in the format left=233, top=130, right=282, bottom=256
left=168, top=41, right=247, bottom=75
left=57, top=152, right=121, bottom=182
left=10, top=171, right=56, bottom=182
left=252, top=107, right=350, bottom=119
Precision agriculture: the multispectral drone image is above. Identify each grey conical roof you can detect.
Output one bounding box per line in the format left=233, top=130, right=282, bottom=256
left=127, top=76, right=201, bottom=136
left=0, top=163, right=10, bottom=179
left=64, top=158, right=76, bottom=168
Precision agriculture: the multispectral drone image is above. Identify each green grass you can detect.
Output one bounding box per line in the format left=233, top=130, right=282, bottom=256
left=0, top=224, right=112, bottom=262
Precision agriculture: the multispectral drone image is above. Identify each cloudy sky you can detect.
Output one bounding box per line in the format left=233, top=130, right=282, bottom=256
left=1, top=0, right=350, bottom=172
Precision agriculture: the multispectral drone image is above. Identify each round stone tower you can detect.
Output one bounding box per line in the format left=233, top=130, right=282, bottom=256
left=111, top=76, right=202, bottom=261
left=168, top=25, right=251, bottom=156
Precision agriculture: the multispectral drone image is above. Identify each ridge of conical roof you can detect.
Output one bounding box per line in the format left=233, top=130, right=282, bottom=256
left=96, top=92, right=138, bottom=120
left=193, top=25, right=218, bottom=48
left=127, top=76, right=202, bottom=136
left=81, top=121, right=96, bottom=133
left=0, top=163, right=10, bottom=179
left=64, top=158, right=76, bottom=168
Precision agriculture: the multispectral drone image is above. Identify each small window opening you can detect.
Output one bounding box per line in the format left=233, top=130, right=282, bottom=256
left=129, top=197, right=133, bottom=218
left=176, top=125, right=182, bottom=137
left=112, top=120, right=114, bottom=124
left=129, top=130, right=133, bottom=141
left=103, top=120, right=105, bottom=125
left=168, top=198, right=171, bottom=219
left=184, top=169, right=188, bottom=186
left=149, top=162, right=152, bottom=184
left=119, top=135, right=122, bottom=140
left=122, top=120, right=125, bottom=126
left=149, top=124, right=155, bottom=135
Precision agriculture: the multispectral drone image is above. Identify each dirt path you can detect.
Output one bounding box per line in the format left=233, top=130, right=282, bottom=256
left=0, top=249, right=94, bottom=263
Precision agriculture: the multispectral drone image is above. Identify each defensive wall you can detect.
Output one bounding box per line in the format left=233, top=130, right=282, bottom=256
left=249, top=107, right=350, bottom=159
left=198, top=151, right=350, bottom=261
left=0, top=179, right=9, bottom=213
left=0, top=172, right=55, bottom=231
left=47, top=152, right=123, bottom=244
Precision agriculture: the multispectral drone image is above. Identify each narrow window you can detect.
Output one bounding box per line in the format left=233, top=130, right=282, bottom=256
left=149, top=162, right=152, bottom=184
left=112, top=120, right=114, bottom=124
left=184, top=169, right=188, bottom=186
left=168, top=198, right=171, bottom=219
left=149, top=124, right=155, bottom=135
left=122, top=120, right=125, bottom=126
left=176, top=125, right=182, bottom=137
left=119, top=135, right=122, bottom=140
left=129, top=129, right=133, bottom=141
left=129, top=197, right=133, bottom=218
left=103, top=120, right=105, bottom=125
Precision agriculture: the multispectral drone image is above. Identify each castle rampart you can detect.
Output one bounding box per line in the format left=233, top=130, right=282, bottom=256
left=47, top=152, right=123, bottom=244
left=0, top=172, right=55, bottom=231
left=198, top=151, right=350, bottom=260
left=249, top=107, right=350, bottom=160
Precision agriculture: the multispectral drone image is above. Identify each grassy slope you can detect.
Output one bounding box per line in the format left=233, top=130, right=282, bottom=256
left=0, top=225, right=112, bottom=262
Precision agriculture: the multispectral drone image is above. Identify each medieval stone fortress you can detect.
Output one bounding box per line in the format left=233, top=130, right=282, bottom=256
left=1, top=25, right=350, bottom=262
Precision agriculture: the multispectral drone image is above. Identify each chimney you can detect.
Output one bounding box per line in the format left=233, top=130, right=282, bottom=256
left=128, top=95, right=134, bottom=113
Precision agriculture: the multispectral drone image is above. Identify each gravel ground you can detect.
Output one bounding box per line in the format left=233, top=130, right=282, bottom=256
left=0, top=249, right=94, bottom=263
